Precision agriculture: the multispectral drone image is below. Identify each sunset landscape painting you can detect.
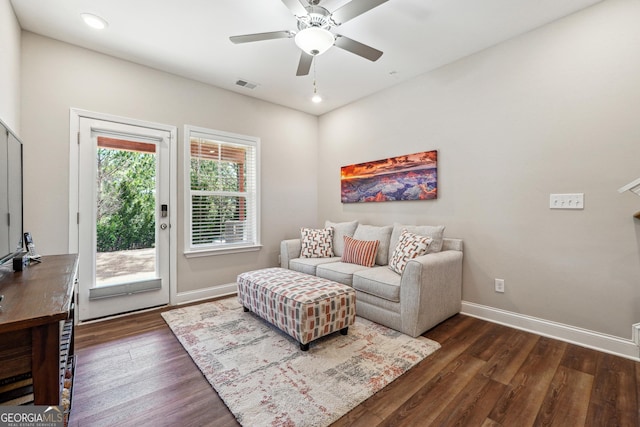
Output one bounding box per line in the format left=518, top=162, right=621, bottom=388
left=341, top=150, right=438, bottom=203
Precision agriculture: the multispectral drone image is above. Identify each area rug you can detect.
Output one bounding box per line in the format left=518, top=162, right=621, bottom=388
left=161, top=298, right=440, bottom=427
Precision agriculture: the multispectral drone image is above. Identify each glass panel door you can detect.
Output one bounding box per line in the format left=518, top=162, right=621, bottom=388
left=77, top=117, right=171, bottom=321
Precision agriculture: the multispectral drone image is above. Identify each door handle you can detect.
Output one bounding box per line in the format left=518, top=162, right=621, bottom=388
left=160, top=223, right=168, bottom=230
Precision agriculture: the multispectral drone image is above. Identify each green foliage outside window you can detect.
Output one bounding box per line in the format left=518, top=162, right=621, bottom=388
left=190, top=156, right=241, bottom=192
left=190, top=155, right=244, bottom=245
left=96, top=148, right=156, bottom=252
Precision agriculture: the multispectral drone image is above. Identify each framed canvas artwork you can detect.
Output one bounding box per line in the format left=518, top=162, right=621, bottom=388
left=341, top=150, right=437, bottom=203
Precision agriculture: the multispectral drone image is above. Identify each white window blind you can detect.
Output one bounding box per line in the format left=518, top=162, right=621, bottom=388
left=185, top=126, right=259, bottom=255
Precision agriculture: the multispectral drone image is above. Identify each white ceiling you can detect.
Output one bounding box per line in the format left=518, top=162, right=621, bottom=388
left=10, top=0, right=602, bottom=115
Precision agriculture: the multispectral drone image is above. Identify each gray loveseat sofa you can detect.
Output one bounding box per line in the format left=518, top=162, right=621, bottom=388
left=280, top=221, right=463, bottom=337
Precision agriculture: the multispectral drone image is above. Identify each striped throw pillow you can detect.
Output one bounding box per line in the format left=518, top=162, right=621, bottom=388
left=341, top=235, right=380, bottom=267
left=388, top=229, right=433, bottom=274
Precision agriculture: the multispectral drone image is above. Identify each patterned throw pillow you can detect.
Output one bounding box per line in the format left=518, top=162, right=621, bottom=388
left=388, top=229, right=433, bottom=274
left=300, top=227, right=334, bottom=258
left=341, top=235, right=380, bottom=267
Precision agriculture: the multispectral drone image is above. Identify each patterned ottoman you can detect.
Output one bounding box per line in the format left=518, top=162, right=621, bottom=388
left=237, top=267, right=356, bottom=351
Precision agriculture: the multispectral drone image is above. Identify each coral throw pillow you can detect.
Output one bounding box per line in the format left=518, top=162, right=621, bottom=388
left=341, top=235, right=380, bottom=267
left=300, top=227, right=334, bottom=258
left=389, top=229, right=433, bottom=274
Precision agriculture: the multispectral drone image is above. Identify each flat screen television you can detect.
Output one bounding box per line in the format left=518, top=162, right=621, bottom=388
left=0, top=118, right=23, bottom=266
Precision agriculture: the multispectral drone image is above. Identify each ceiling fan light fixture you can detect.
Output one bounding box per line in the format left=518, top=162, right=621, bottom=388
left=294, top=27, right=334, bottom=56
left=81, top=13, right=108, bottom=30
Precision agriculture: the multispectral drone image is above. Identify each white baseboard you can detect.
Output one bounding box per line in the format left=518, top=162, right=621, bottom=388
left=173, top=283, right=237, bottom=305
left=461, top=301, right=640, bottom=362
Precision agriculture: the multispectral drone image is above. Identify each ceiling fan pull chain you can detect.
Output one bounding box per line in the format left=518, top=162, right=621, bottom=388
left=312, top=59, right=322, bottom=103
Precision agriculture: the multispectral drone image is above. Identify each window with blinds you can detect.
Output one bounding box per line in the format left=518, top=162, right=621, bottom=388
left=185, top=126, right=260, bottom=255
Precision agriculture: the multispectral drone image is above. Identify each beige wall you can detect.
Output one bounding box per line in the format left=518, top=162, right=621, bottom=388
left=0, top=0, right=21, bottom=131
left=20, top=32, right=318, bottom=293
left=14, top=0, right=640, bottom=341
left=317, top=0, right=640, bottom=339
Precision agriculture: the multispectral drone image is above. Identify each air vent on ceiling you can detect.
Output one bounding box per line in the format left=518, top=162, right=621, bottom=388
left=235, top=79, right=258, bottom=90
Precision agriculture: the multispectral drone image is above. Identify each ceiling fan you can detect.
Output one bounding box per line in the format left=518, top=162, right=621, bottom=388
left=230, top=0, right=388, bottom=76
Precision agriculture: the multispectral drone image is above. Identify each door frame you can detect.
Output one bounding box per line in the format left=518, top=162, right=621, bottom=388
left=69, top=109, right=178, bottom=319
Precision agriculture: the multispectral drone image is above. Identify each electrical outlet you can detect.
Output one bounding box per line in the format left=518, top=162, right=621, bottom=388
left=550, top=193, right=584, bottom=209
left=495, top=278, right=505, bottom=293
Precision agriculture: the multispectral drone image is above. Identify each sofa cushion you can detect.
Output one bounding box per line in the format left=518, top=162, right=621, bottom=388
left=353, top=224, right=393, bottom=266
left=389, top=230, right=433, bottom=274
left=352, top=267, right=402, bottom=303
left=389, top=224, right=445, bottom=261
left=325, top=220, right=358, bottom=257
left=316, top=261, right=370, bottom=286
left=289, top=256, right=341, bottom=275
left=300, top=227, right=334, bottom=258
left=341, top=235, right=379, bottom=267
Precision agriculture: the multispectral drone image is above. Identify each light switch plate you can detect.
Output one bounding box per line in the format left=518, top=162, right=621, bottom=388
left=550, top=193, right=584, bottom=209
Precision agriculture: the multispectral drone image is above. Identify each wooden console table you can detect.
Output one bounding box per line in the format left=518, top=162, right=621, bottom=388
left=0, top=254, right=77, bottom=405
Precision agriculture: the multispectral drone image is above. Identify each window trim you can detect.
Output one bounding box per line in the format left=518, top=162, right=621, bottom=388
left=183, top=125, right=261, bottom=257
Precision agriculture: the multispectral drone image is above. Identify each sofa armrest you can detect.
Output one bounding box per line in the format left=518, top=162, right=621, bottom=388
left=399, top=249, right=463, bottom=337
left=280, top=239, right=302, bottom=269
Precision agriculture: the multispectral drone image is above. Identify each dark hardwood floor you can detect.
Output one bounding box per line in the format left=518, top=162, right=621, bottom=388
left=68, top=300, right=640, bottom=427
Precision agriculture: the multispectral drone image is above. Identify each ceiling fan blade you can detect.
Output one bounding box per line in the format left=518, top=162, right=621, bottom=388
left=331, top=0, right=388, bottom=25
left=230, top=30, right=293, bottom=44
left=280, top=0, right=309, bottom=17
left=296, top=52, right=314, bottom=76
left=334, top=35, right=383, bottom=61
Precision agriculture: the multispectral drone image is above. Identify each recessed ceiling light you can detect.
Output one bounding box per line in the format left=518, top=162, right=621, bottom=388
left=81, top=13, right=108, bottom=30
